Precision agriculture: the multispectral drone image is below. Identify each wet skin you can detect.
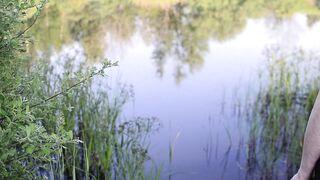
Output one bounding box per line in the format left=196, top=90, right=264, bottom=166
left=292, top=92, right=320, bottom=180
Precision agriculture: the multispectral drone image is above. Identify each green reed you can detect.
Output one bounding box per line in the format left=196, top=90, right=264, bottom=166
left=244, top=48, right=320, bottom=179
left=34, top=58, right=161, bottom=179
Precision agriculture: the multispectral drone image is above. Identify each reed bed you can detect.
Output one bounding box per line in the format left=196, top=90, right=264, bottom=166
left=31, top=57, right=161, bottom=179
left=244, top=47, right=320, bottom=179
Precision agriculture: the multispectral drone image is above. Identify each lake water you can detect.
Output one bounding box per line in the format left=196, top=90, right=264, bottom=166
left=31, top=1, right=320, bottom=179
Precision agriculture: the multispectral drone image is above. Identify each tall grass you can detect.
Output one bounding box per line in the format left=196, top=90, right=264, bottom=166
left=244, top=47, right=320, bottom=179
left=31, top=57, right=161, bottom=179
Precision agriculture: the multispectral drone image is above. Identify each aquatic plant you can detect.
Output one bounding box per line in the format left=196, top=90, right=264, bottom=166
left=244, top=47, right=320, bottom=179
left=34, top=56, right=161, bottom=179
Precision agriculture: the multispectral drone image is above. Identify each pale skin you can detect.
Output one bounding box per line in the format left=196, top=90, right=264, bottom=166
left=291, top=92, right=320, bottom=180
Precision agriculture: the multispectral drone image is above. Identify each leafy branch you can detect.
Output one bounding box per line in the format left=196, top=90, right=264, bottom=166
left=30, top=61, right=118, bottom=108
left=0, top=61, right=118, bottom=122
left=0, top=0, right=47, bottom=50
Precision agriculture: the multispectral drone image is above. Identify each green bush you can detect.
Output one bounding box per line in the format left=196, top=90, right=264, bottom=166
left=0, top=0, right=74, bottom=178
left=0, top=1, right=158, bottom=179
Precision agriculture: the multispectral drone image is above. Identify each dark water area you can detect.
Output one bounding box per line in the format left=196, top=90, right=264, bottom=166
left=30, top=0, right=320, bottom=179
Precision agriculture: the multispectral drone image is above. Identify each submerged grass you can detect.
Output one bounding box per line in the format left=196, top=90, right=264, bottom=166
left=243, top=47, right=320, bottom=179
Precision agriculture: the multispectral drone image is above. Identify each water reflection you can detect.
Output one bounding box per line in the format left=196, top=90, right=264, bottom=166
left=31, top=0, right=320, bottom=83
left=30, top=0, right=320, bottom=179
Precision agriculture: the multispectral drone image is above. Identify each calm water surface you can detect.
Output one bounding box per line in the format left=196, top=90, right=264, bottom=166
left=31, top=1, right=320, bottom=179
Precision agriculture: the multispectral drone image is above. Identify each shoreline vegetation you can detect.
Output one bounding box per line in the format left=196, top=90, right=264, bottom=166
left=1, top=0, right=320, bottom=179
left=0, top=0, right=160, bottom=179
left=242, top=47, right=320, bottom=179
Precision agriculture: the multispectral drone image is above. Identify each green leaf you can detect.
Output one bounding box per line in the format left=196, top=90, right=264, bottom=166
left=26, top=145, right=34, bottom=154
left=41, top=148, right=50, bottom=156
left=25, top=124, right=36, bottom=137
left=26, top=105, right=29, bottom=113
left=67, top=130, right=73, bottom=139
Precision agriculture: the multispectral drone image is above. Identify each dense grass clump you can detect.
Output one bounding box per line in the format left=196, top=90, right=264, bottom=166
left=37, top=57, right=161, bottom=179
left=245, top=47, right=320, bottom=179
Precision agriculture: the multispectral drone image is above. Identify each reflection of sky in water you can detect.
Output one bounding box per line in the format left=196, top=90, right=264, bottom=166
left=104, top=14, right=320, bottom=179
left=40, top=13, right=320, bottom=179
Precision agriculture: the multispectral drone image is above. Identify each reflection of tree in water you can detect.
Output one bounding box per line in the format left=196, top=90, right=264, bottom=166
left=307, top=14, right=320, bottom=27
left=31, top=0, right=136, bottom=61
left=31, top=0, right=320, bottom=83
left=69, top=2, right=105, bottom=60
left=29, top=4, right=71, bottom=57
left=143, top=3, right=209, bottom=84
left=243, top=47, right=320, bottom=179
left=140, top=1, right=249, bottom=83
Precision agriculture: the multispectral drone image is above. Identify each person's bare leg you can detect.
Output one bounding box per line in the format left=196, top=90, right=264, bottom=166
left=291, top=92, right=320, bottom=180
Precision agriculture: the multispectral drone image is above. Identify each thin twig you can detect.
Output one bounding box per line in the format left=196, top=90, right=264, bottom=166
left=30, top=76, right=91, bottom=108
left=14, top=13, right=40, bottom=40
left=30, top=63, right=115, bottom=109
left=0, top=1, right=46, bottom=50
left=0, top=62, right=117, bottom=122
